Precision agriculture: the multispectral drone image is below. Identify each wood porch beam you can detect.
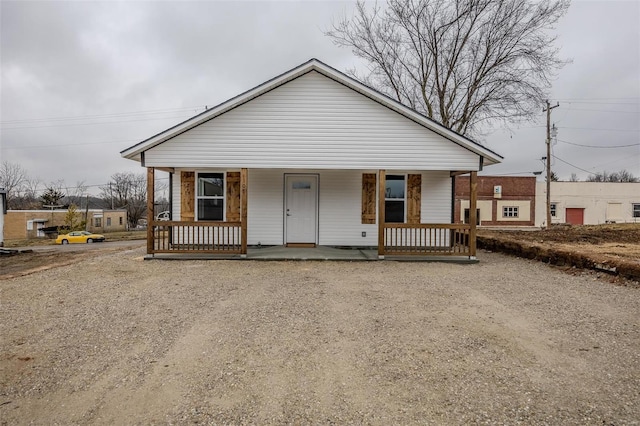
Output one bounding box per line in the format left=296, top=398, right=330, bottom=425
left=450, top=170, right=472, bottom=177
left=147, top=167, right=155, bottom=255
left=240, top=168, right=248, bottom=256
left=378, top=169, right=386, bottom=258
left=154, top=167, right=175, bottom=173
left=469, top=171, right=477, bottom=258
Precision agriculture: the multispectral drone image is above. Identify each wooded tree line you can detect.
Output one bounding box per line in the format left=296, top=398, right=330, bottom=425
left=0, top=161, right=164, bottom=228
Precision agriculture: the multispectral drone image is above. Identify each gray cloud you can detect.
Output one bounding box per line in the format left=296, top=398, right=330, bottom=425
left=1, top=0, right=638, bottom=192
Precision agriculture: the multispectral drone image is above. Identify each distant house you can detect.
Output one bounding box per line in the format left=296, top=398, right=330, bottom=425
left=4, top=209, right=128, bottom=240
left=121, top=59, right=502, bottom=258
left=536, top=181, right=640, bottom=226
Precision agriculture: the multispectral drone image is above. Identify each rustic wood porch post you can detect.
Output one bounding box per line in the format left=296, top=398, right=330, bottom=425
left=146, top=167, right=155, bottom=255
left=469, top=171, right=477, bottom=258
left=378, top=169, right=386, bottom=259
left=240, top=168, right=248, bottom=257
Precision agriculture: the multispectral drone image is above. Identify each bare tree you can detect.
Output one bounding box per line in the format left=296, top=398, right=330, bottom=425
left=326, top=0, right=569, bottom=135
left=0, top=161, right=28, bottom=208
left=64, top=180, right=89, bottom=207
left=569, top=173, right=579, bottom=182
left=12, top=176, right=42, bottom=209
left=586, top=170, right=638, bottom=183
left=100, top=172, right=147, bottom=228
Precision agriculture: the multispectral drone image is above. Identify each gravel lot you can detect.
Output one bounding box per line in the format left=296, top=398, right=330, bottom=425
left=1, top=247, right=639, bottom=425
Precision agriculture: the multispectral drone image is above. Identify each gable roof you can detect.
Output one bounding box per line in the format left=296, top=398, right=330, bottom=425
left=121, top=58, right=502, bottom=165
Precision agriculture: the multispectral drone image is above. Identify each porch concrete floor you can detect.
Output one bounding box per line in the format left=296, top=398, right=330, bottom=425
left=145, top=245, right=478, bottom=263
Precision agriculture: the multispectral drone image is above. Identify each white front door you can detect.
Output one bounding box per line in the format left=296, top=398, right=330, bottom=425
left=285, top=174, right=318, bottom=244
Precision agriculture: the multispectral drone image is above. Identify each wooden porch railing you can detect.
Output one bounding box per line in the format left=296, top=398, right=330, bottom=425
left=382, top=223, right=473, bottom=256
left=149, top=221, right=244, bottom=254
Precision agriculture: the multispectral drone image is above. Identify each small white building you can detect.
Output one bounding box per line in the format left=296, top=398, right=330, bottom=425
left=122, top=59, right=503, bottom=258
left=536, top=181, right=640, bottom=226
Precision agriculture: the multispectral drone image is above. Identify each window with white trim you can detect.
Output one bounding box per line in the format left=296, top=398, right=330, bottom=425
left=197, top=173, right=224, bottom=221
left=385, top=175, right=405, bottom=223
left=503, top=206, right=519, bottom=218
left=550, top=203, right=557, bottom=217
left=633, top=204, right=640, bottom=218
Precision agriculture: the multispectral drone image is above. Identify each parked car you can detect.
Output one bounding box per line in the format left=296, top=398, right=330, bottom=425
left=56, top=231, right=106, bottom=244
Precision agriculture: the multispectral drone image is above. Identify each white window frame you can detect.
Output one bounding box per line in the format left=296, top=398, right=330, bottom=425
left=503, top=206, right=519, bottom=218
left=633, top=203, right=640, bottom=218
left=385, top=174, right=407, bottom=223
left=550, top=203, right=557, bottom=217
left=196, top=172, right=226, bottom=221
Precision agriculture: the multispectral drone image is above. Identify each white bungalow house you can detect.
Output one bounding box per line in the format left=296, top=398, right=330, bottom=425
left=121, top=59, right=502, bottom=258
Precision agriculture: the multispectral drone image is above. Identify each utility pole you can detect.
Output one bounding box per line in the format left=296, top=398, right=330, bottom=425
left=85, top=194, right=90, bottom=231
left=544, top=100, right=559, bottom=229
left=109, top=182, right=114, bottom=210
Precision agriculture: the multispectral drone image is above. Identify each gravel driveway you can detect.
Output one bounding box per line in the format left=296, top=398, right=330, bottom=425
left=1, top=247, right=638, bottom=425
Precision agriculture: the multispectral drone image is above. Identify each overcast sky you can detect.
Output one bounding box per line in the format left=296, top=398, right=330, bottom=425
left=1, top=0, right=638, bottom=195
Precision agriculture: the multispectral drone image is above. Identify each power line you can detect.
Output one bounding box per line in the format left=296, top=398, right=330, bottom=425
left=559, top=126, right=639, bottom=132
left=556, top=97, right=639, bottom=100
left=2, top=139, right=140, bottom=150
left=0, top=105, right=207, bottom=124
left=557, top=139, right=640, bottom=148
left=552, top=154, right=596, bottom=175
left=1, top=114, right=196, bottom=130
left=561, top=107, right=639, bottom=114
left=23, top=177, right=171, bottom=193
left=556, top=101, right=639, bottom=105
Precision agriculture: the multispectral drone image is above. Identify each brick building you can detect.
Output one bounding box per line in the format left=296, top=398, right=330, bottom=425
left=455, top=176, right=536, bottom=227
left=5, top=209, right=128, bottom=240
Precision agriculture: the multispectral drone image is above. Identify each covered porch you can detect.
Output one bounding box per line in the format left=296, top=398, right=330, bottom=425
left=145, top=167, right=479, bottom=260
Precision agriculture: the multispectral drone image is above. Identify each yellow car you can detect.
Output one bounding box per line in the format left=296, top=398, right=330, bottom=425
left=56, top=231, right=106, bottom=244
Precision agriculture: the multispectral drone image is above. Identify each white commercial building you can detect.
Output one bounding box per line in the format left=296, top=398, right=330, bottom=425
left=535, top=182, right=640, bottom=226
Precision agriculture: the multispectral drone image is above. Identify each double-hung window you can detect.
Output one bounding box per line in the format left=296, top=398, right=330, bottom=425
left=550, top=203, right=557, bottom=217
left=197, top=173, right=224, bottom=221
left=633, top=203, right=640, bottom=218
left=503, top=206, right=519, bottom=218
left=385, top=175, right=406, bottom=223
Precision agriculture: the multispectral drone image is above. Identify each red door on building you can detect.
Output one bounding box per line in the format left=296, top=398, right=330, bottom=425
left=566, top=208, right=584, bottom=225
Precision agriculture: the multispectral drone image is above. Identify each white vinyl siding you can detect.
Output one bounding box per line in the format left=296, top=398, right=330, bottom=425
left=172, top=172, right=181, bottom=221
left=319, top=170, right=377, bottom=246
left=144, top=71, right=480, bottom=170
left=174, top=169, right=453, bottom=246
left=421, top=171, right=452, bottom=223
left=247, top=169, right=285, bottom=245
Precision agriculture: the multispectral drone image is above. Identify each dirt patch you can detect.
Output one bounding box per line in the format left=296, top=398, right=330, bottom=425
left=478, top=224, right=640, bottom=283
left=0, top=250, right=89, bottom=279
left=0, top=242, right=144, bottom=280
